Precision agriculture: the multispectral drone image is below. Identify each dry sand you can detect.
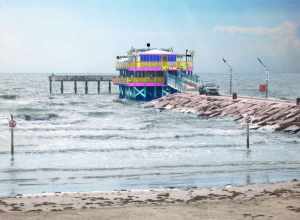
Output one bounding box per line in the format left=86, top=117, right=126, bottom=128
left=1, top=180, right=300, bottom=220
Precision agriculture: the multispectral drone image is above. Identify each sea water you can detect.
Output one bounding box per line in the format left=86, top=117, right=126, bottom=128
left=0, top=72, right=299, bottom=197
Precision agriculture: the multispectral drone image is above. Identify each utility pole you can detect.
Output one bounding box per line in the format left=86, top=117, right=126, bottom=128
left=222, top=58, right=233, bottom=95
left=257, top=58, right=270, bottom=98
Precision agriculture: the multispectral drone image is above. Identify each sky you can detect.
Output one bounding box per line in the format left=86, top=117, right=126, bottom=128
left=0, top=0, right=300, bottom=74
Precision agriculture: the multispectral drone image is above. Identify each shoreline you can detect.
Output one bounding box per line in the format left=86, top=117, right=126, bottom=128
left=1, top=180, right=300, bottom=219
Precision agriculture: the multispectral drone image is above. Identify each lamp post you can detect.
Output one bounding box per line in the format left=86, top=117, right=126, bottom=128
left=222, top=58, right=233, bottom=95
left=257, top=58, right=270, bottom=98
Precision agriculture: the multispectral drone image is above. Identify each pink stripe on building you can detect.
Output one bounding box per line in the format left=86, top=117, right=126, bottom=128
left=126, top=82, right=165, bottom=87
left=128, top=67, right=162, bottom=71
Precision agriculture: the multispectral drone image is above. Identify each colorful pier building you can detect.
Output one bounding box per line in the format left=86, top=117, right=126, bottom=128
left=113, top=44, right=195, bottom=101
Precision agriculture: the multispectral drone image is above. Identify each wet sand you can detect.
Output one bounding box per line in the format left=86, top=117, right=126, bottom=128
left=1, top=180, right=300, bottom=220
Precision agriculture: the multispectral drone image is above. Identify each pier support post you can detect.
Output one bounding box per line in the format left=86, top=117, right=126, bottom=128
left=85, top=81, right=88, bottom=94
left=60, top=81, right=64, bottom=94
left=74, top=81, right=77, bottom=94
left=49, top=77, right=52, bottom=95
left=108, top=81, right=111, bottom=94
left=97, top=81, right=100, bottom=94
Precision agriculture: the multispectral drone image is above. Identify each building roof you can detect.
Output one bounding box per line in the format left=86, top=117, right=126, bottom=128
left=139, top=49, right=174, bottom=55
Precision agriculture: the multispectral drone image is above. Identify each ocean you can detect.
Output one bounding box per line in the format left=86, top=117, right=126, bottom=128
left=0, top=72, right=299, bottom=197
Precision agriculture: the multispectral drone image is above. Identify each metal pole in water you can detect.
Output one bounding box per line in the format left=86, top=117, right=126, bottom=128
left=246, top=121, right=250, bottom=150
left=9, top=114, right=16, bottom=157
left=245, top=115, right=250, bottom=150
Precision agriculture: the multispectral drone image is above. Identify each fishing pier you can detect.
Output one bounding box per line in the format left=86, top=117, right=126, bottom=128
left=49, top=74, right=116, bottom=95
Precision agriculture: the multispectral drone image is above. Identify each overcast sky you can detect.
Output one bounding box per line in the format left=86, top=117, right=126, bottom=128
left=0, top=0, right=300, bottom=73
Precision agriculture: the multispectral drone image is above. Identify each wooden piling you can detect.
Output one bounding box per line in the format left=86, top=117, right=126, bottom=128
left=60, top=81, right=64, bottom=94
left=97, top=81, right=101, bottom=94
left=108, top=81, right=111, bottom=94
left=49, top=78, right=52, bottom=95
left=85, top=81, right=88, bottom=94
left=74, top=81, right=77, bottom=94
left=297, top=98, right=300, bottom=106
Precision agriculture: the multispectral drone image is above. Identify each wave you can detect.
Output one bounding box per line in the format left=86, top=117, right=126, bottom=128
left=0, top=94, right=17, bottom=100
left=1, top=161, right=300, bottom=175
left=16, top=107, right=45, bottom=113
left=0, top=143, right=260, bottom=155
left=87, top=111, right=115, bottom=117
left=18, top=113, right=59, bottom=121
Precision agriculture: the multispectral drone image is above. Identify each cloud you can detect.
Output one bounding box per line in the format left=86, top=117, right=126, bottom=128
left=214, top=22, right=300, bottom=49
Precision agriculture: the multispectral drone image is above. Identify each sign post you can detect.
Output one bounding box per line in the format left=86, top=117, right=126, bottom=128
left=9, top=114, right=16, bottom=156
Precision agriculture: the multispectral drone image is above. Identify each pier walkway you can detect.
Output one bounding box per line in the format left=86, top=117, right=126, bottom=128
left=49, top=74, right=117, bottom=95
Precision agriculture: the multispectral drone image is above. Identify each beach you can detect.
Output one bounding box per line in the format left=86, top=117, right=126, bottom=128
left=0, top=180, right=299, bottom=219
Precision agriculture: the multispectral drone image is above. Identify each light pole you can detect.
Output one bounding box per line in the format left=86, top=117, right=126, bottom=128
left=257, top=58, right=270, bottom=98
left=222, top=58, right=233, bottom=95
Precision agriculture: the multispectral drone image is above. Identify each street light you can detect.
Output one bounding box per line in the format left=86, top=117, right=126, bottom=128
left=222, top=58, right=233, bottom=95
left=257, top=57, right=270, bottom=98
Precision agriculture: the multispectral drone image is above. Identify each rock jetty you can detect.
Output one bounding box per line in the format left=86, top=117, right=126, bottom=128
left=144, top=93, right=300, bottom=134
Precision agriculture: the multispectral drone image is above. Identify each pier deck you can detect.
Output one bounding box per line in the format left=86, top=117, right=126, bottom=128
left=48, top=74, right=117, bottom=94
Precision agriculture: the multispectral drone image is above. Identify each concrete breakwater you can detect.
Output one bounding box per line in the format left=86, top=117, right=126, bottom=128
left=144, top=93, right=300, bottom=134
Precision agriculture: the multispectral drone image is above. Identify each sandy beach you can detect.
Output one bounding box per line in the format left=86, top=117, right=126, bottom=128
left=0, top=180, right=299, bottom=220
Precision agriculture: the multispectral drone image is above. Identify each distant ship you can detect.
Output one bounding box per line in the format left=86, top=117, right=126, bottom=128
left=113, top=43, right=196, bottom=101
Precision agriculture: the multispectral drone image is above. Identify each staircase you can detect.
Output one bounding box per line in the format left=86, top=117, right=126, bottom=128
left=166, top=72, right=200, bottom=92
